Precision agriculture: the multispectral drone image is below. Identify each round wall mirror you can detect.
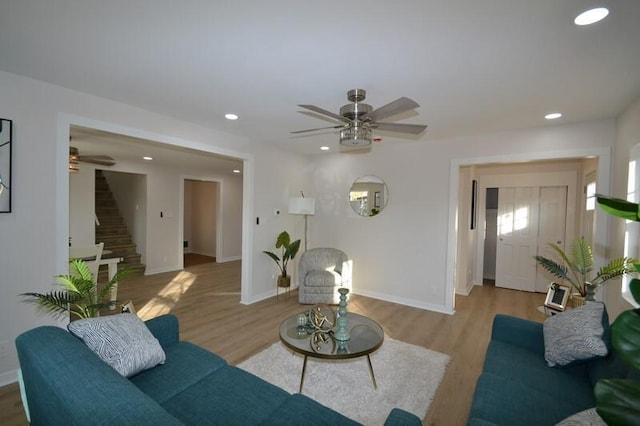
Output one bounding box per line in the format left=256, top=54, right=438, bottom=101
left=349, top=175, right=388, bottom=217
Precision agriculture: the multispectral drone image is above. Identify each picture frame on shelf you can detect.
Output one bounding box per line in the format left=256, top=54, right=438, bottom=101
left=544, top=282, right=570, bottom=311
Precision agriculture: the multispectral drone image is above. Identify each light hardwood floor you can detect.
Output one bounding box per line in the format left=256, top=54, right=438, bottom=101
left=0, top=259, right=546, bottom=425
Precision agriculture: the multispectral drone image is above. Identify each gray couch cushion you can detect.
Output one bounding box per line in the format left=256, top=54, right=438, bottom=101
left=543, top=302, right=608, bottom=367
left=306, top=270, right=341, bottom=287
left=68, top=313, right=166, bottom=377
left=555, top=407, right=606, bottom=425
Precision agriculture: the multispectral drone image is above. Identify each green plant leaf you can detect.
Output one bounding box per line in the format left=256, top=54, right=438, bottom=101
left=595, top=379, right=640, bottom=425
left=630, top=278, right=640, bottom=306
left=594, top=257, right=636, bottom=285
left=22, top=259, right=131, bottom=320
left=275, top=231, right=290, bottom=249
left=572, top=237, right=594, bottom=275
left=596, top=194, right=640, bottom=221
left=611, top=309, right=640, bottom=371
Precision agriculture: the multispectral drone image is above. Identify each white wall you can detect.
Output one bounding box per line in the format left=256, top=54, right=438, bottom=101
left=608, top=97, right=640, bottom=317
left=310, top=119, right=616, bottom=314
left=0, top=70, right=309, bottom=384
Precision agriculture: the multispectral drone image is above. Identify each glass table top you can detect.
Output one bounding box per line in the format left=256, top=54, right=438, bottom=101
left=279, top=311, right=384, bottom=359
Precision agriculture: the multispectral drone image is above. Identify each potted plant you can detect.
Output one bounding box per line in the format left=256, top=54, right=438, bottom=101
left=534, top=237, right=634, bottom=306
left=21, top=258, right=130, bottom=320
left=593, top=194, right=640, bottom=424
left=263, top=231, right=301, bottom=288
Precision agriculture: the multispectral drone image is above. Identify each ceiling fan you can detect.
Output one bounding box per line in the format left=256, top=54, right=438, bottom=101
left=69, top=146, right=116, bottom=171
left=292, top=89, right=427, bottom=147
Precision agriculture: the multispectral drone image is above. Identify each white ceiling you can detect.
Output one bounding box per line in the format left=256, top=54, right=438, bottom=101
left=1, top=1, right=640, bottom=155
left=69, top=126, right=244, bottom=176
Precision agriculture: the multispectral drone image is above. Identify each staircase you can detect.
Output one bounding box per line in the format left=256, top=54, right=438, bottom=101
left=94, top=170, right=146, bottom=281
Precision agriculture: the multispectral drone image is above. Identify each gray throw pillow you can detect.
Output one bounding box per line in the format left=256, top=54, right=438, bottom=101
left=68, top=313, right=166, bottom=377
left=543, top=301, right=608, bottom=367
left=555, top=407, right=606, bottom=425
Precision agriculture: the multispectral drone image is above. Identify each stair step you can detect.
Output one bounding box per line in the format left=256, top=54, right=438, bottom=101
left=95, top=170, right=145, bottom=284
left=96, top=227, right=130, bottom=236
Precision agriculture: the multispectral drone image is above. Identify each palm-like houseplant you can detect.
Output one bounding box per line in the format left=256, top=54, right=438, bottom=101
left=534, top=237, right=635, bottom=301
left=263, top=231, right=301, bottom=288
left=592, top=195, right=640, bottom=424
left=21, top=258, right=130, bottom=320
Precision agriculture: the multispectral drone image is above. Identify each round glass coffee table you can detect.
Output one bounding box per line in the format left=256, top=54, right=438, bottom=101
left=279, top=311, right=384, bottom=392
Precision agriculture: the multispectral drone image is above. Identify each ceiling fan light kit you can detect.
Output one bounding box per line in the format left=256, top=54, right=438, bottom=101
left=294, top=89, right=427, bottom=149
left=340, top=125, right=372, bottom=146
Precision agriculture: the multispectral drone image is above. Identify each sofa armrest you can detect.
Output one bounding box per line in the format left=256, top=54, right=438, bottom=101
left=383, top=408, right=422, bottom=426
left=16, top=326, right=183, bottom=425
left=145, top=314, right=180, bottom=348
left=491, top=314, right=545, bottom=355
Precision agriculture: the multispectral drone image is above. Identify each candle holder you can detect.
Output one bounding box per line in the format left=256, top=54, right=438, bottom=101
left=334, top=288, right=350, bottom=341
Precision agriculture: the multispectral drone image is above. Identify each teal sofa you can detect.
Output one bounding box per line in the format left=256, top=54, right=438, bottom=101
left=15, top=314, right=420, bottom=426
left=467, top=314, right=636, bottom=425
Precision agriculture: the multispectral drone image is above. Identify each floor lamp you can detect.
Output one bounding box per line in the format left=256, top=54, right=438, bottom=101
left=288, top=197, right=315, bottom=251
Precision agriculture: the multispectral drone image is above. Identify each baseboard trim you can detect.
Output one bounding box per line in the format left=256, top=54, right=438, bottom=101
left=0, top=369, right=17, bottom=387
left=353, top=288, right=455, bottom=315
left=216, top=256, right=241, bottom=263
left=144, top=265, right=182, bottom=275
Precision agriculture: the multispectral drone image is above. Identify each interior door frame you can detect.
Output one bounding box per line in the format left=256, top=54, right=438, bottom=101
left=179, top=176, right=223, bottom=269
left=446, top=148, right=611, bottom=314
left=57, top=113, right=255, bottom=305
left=474, top=171, right=578, bottom=288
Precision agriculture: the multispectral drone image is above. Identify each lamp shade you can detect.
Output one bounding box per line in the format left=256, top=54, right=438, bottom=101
left=288, top=197, right=315, bottom=215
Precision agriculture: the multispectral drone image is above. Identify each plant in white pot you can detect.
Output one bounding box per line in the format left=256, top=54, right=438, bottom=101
left=263, top=231, right=301, bottom=288
left=534, top=237, right=635, bottom=305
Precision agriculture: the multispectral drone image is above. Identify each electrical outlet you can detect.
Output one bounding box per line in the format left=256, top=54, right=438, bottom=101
left=0, top=340, right=9, bottom=359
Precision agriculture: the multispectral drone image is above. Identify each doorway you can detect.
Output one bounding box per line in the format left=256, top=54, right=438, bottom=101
left=183, top=179, right=220, bottom=267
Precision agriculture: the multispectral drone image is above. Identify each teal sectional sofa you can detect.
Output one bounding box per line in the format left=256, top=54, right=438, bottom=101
left=15, top=314, right=420, bottom=426
left=467, top=314, right=635, bottom=425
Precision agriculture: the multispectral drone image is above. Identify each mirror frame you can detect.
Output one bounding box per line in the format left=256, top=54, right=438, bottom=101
left=349, top=175, right=388, bottom=217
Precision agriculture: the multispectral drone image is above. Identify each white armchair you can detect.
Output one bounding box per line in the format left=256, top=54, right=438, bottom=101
left=298, top=248, right=351, bottom=304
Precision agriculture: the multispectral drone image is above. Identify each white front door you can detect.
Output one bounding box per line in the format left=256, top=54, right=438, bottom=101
left=495, top=187, right=540, bottom=291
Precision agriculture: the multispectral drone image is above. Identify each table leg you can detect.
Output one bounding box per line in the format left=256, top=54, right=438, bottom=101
left=366, top=354, right=377, bottom=389
left=299, top=355, right=308, bottom=393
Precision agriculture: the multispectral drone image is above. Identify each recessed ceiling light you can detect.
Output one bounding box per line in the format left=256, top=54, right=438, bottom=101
left=233, top=169, right=241, bottom=174
left=143, top=156, right=153, bottom=160
left=574, top=7, right=609, bottom=26
left=545, top=113, right=563, bottom=120
left=225, top=113, right=239, bottom=120
left=320, top=146, right=330, bottom=151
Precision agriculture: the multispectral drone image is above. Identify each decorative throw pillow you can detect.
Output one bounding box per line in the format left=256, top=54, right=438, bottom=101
left=555, top=407, right=607, bottom=425
left=543, top=301, right=608, bottom=367
left=68, top=313, right=166, bottom=377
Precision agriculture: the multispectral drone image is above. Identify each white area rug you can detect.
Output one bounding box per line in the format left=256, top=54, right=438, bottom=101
left=237, top=338, right=450, bottom=425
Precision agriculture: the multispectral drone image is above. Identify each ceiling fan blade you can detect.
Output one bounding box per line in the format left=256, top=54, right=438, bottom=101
left=361, top=97, right=420, bottom=122
left=291, top=125, right=344, bottom=134
left=372, top=122, right=427, bottom=134
left=298, top=105, right=351, bottom=123
left=79, top=155, right=116, bottom=166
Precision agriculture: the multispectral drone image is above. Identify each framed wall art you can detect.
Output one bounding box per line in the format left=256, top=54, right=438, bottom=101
left=470, top=179, right=477, bottom=229
left=0, top=118, right=12, bottom=213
